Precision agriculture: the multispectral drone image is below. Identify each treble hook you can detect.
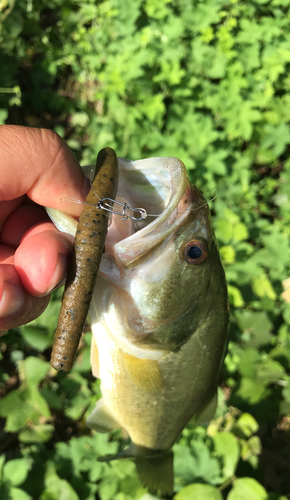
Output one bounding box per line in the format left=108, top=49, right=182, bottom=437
left=97, top=198, right=147, bottom=221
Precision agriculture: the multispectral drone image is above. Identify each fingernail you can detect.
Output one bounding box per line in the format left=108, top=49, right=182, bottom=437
left=0, top=282, right=24, bottom=318
left=44, top=254, right=68, bottom=296
left=82, top=175, right=91, bottom=199
left=44, top=276, right=66, bottom=296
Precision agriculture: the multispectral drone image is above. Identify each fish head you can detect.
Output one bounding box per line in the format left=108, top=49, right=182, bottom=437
left=95, top=157, right=228, bottom=358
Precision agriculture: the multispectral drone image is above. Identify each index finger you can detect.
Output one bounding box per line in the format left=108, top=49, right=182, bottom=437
left=0, top=125, right=88, bottom=217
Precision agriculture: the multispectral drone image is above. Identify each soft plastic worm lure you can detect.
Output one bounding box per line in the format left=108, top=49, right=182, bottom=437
left=50, top=147, right=119, bottom=371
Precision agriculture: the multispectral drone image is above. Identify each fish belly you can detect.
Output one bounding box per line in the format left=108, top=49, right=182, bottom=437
left=89, top=318, right=224, bottom=451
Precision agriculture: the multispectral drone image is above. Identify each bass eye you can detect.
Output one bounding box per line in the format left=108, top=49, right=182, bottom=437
left=183, top=240, right=208, bottom=265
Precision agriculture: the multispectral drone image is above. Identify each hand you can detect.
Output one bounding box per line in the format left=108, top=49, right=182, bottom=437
left=0, top=125, right=89, bottom=335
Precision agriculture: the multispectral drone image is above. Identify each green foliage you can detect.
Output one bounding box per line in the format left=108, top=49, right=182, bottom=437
left=1, top=0, right=290, bottom=499
left=174, top=483, right=223, bottom=500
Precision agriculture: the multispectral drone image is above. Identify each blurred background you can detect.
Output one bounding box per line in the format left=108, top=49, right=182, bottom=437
left=1, top=1, right=290, bottom=499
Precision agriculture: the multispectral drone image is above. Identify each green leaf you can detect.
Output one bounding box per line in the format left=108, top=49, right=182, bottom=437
left=227, top=478, right=268, bottom=500
left=174, top=441, right=221, bottom=486
left=21, top=326, right=52, bottom=352
left=21, top=357, right=51, bottom=388
left=233, top=223, right=249, bottom=242
left=10, top=488, right=32, bottom=500
left=138, top=495, right=159, bottom=500
left=260, top=123, right=290, bottom=156
left=235, top=311, right=273, bottom=347
left=0, top=387, right=28, bottom=418
left=3, top=10, right=24, bottom=38
left=255, top=359, right=285, bottom=384
left=227, top=285, right=245, bottom=307
left=216, top=220, right=233, bottom=244
left=252, top=275, right=276, bottom=300
left=99, top=478, right=118, bottom=500
left=256, top=148, right=276, bottom=165
left=213, top=432, right=240, bottom=480
left=3, top=458, right=31, bottom=486
left=41, top=387, right=63, bottom=410
left=0, top=109, right=8, bottom=124
left=236, top=378, right=269, bottom=404
left=70, top=112, right=90, bottom=127
left=205, top=150, right=228, bottom=175
left=27, top=388, right=51, bottom=419
left=118, top=474, right=140, bottom=496
left=62, top=373, right=91, bottom=420
left=239, top=348, right=260, bottom=378
left=174, top=483, right=223, bottom=500
left=24, top=300, right=61, bottom=335
left=240, top=436, right=262, bottom=465
left=88, top=461, right=103, bottom=482
left=254, top=231, right=290, bottom=278
left=111, top=459, right=135, bottom=479
left=247, top=436, right=262, bottom=456
left=40, top=465, right=79, bottom=500
left=235, top=413, right=259, bottom=438
left=220, top=246, right=236, bottom=264
left=63, top=434, right=117, bottom=477
left=74, top=346, right=92, bottom=373
left=0, top=388, right=39, bottom=432
left=19, top=424, right=54, bottom=443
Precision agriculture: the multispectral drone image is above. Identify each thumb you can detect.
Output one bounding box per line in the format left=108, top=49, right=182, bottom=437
left=0, top=125, right=89, bottom=216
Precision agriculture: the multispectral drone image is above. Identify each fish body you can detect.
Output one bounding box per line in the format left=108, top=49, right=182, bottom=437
left=47, top=156, right=229, bottom=495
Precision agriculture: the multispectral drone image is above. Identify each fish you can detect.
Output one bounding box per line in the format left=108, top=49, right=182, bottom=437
left=47, top=155, right=229, bottom=495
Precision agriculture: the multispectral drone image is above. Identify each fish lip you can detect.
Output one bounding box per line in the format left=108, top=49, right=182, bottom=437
left=104, top=156, right=190, bottom=266
left=104, top=182, right=209, bottom=272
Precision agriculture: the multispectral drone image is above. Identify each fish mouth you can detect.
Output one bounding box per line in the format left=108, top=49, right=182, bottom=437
left=102, top=157, right=205, bottom=270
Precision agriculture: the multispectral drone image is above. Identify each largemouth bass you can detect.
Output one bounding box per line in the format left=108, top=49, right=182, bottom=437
left=47, top=156, right=229, bottom=495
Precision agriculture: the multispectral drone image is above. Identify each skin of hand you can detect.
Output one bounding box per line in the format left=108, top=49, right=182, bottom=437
left=0, top=125, right=90, bottom=336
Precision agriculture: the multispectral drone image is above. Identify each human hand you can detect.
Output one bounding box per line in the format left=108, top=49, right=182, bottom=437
left=0, top=125, right=89, bottom=335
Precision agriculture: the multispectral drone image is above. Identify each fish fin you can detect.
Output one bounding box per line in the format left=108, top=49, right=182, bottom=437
left=81, top=164, right=95, bottom=179
left=135, top=450, right=174, bottom=496
left=46, top=207, right=77, bottom=236
left=98, top=443, right=174, bottom=495
left=194, top=392, right=218, bottom=425
left=90, top=334, right=100, bottom=378
left=123, top=352, right=164, bottom=394
left=86, top=398, right=120, bottom=433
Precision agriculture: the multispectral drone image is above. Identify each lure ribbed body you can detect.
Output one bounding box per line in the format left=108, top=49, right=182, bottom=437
left=49, top=148, right=118, bottom=371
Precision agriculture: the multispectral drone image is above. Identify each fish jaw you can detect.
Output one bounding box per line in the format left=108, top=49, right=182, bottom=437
left=107, top=157, right=197, bottom=269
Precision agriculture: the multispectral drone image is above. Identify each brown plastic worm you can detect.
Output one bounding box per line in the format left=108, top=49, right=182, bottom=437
left=50, top=147, right=119, bottom=371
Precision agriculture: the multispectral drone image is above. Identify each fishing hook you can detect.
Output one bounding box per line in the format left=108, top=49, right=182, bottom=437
left=97, top=198, right=148, bottom=221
